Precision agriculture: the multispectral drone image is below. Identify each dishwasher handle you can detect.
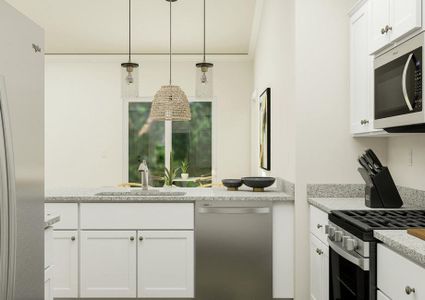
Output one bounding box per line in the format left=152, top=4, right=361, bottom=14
left=198, top=206, right=271, bottom=214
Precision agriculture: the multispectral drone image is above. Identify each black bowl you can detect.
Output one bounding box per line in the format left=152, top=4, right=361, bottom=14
left=222, top=179, right=243, bottom=191
left=242, top=177, right=276, bottom=192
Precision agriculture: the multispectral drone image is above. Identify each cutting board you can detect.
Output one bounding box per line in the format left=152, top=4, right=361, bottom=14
left=407, top=228, right=425, bottom=241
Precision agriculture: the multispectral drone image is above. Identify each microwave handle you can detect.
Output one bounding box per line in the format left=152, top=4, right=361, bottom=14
left=402, top=53, right=414, bottom=111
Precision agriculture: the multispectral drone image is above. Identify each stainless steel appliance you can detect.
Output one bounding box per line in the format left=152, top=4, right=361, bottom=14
left=195, top=201, right=272, bottom=300
left=327, top=210, right=425, bottom=300
left=0, top=2, right=44, bottom=299
left=374, top=32, right=424, bottom=131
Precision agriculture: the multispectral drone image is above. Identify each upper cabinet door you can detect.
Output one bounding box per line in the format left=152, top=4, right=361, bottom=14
left=137, top=231, right=194, bottom=298
left=389, top=0, right=422, bottom=41
left=370, top=0, right=391, bottom=53
left=351, top=2, right=373, bottom=134
left=80, top=231, right=137, bottom=298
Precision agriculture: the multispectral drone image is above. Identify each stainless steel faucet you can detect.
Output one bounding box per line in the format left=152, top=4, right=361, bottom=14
left=138, top=160, right=149, bottom=190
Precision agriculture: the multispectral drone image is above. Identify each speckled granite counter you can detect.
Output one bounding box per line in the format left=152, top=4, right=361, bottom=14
left=374, top=230, right=425, bottom=267
left=308, top=198, right=372, bottom=213
left=45, top=187, right=294, bottom=203
left=44, top=213, right=60, bottom=229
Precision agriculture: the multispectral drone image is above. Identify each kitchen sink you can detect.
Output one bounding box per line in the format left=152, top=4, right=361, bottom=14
left=95, top=190, right=186, bottom=197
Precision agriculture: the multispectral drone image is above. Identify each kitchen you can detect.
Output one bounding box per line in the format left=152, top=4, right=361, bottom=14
left=1, top=0, right=425, bottom=300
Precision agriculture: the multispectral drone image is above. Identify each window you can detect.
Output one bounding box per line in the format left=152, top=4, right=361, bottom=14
left=127, top=99, right=213, bottom=187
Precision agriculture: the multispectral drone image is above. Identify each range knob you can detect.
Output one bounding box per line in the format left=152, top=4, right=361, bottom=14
left=328, top=226, right=336, bottom=239
left=346, top=239, right=358, bottom=251
left=334, top=231, right=343, bottom=242
left=342, top=236, right=350, bottom=248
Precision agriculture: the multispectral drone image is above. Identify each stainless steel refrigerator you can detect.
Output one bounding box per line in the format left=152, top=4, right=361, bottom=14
left=0, top=1, right=45, bottom=299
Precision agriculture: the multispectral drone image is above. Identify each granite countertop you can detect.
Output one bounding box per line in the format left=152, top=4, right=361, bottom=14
left=308, top=197, right=372, bottom=213
left=44, top=213, right=60, bottom=229
left=45, top=187, right=294, bottom=203
left=374, top=230, right=425, bottom=268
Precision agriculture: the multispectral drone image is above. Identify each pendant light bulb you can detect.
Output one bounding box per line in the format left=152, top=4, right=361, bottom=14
left=195, top=0, right=213, bottom=98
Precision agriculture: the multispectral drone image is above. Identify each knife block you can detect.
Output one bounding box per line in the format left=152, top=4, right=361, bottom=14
left=357, top=167, right=403, bottom=208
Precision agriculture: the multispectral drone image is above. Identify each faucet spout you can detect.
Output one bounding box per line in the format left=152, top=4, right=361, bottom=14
left=138, top=160, right=149, bottom=190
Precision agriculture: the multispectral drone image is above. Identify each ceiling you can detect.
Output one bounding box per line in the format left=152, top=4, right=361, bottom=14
left=6, top=0, right=258, bottom=54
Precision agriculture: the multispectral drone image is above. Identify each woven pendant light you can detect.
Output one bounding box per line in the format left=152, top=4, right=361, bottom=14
left=150, top=0, right=191, bottom=121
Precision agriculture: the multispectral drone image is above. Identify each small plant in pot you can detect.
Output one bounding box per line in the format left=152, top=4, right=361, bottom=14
left=162, top=152, right=180, bottom=188
left=181, top=159, right=189, bottom=180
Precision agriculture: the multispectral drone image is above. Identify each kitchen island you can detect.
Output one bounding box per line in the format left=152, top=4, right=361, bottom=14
left=45, top=186, right=294, bottom=299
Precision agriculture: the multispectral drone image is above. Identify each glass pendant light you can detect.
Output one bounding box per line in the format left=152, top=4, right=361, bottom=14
left=121, top=0, right=139, bottom=98
left=195, top=0, right=213, bottom=99
left=150, top=0, right=191, bottom=121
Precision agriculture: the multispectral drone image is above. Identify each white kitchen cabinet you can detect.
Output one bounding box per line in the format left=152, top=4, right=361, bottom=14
left=44, top=266, right=53, bottom=300
left=377, top=290, right=392, bottom=300
left=350, top=1, right=385, bottom=135
left=370, top=0, right=421, bottom=54
left=377, top=244, right=425, bottom=299
left=310, top=234, right=329, bottom=300
left=52, top=230, right=78, bottom=298
left=137, top=231, right=194, bottom=298
left=80, top=230, right=137, bottom=298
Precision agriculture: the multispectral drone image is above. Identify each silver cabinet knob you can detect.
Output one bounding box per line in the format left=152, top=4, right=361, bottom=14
left=139, top=236, right=143, bottom=241
left=316, top=224, right=323, bottom=229
left=346, top=239, right=358, bottom=251
left=381, top=27, right=386, bottom=34
left=335, top=231, right=343, bottom=242
left=130, top=236, right=135, bottom=241
left=386, top=25, right=392, bottom=32
left=71, top=236, right=76, bottom=241
left=316, top=248, right=323, bottom=255
left=405, top=286, right=416, bottom=295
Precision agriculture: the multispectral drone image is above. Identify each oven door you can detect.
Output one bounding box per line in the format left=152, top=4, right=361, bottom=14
left=329, top=239, right=370, bottom=300
left=374, top=33, right=423, bottom=129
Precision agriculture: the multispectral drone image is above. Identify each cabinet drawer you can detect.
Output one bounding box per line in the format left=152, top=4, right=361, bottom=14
left=378, top=244, right=425, bottom=299
left=80, top=203, right=194, bottom=229
left=309, top=205, right=328, bottom=245
left=45, top=203, right=78, bottom=229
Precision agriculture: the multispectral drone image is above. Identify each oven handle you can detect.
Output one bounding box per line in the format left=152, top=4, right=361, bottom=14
left=328, top=238, right=369, bottom=271
left=402, top=53, right=414, bottom=111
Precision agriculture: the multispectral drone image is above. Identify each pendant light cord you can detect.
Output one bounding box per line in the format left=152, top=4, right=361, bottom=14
left=128, top=0, right=131, bottom=62
left=203, top=0, right=206, bottom=62
left=169, top=0, right=172, bottom=85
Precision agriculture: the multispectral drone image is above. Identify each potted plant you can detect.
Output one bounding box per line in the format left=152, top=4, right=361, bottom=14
left=181, top=159, right=189, bottom=180
left=162, top=152, right=180, bottom=188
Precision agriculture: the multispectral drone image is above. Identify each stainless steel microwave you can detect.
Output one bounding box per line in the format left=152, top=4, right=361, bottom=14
left=374, top=33, right=424, bottom=131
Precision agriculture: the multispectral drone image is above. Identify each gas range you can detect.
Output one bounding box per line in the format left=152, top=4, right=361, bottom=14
left=327, top=209, right=425, bottom=300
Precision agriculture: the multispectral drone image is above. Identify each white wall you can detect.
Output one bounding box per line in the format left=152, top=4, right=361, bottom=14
left=387, top=136, right=425, bottom=190
left=252, top=0, right=296, bottom=183
left=293, top=0, right=387, bottom=299
left=45, top=56, right=252, bottom=189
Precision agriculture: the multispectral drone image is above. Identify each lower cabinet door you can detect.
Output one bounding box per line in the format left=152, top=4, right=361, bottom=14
left=138, top=231, right=194, bottom=298
left=80, top=231, right=137, bottom=298
left=310, top=234, right=329, bottom=300
left=44, top=266, right=53, bottom=300
left=52, top=230, right=78, bottom=298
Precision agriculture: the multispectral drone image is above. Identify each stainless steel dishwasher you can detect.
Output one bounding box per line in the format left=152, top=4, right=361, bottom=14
left=195, top=200, right=272, bottom=300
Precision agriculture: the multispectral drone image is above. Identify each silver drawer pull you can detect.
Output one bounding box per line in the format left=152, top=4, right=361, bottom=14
left=71, top=236, right=76, bottom=241
left=405, top=286, right=416, bottom=295
left=139, top=236, right=143, bottom=241
left=316, top=224, right=323, bottom=229
left=130, top=236, right=135, bottom=241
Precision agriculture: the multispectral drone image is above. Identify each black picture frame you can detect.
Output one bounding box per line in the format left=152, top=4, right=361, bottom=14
left=259, top=88, right=271, bottom=171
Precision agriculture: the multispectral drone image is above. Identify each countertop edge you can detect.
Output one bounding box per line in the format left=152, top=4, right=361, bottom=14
left=374, top=230, right=425, bottom=268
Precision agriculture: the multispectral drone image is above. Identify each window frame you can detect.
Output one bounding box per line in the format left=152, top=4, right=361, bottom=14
left=122, top=97, right=217, bottom=185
